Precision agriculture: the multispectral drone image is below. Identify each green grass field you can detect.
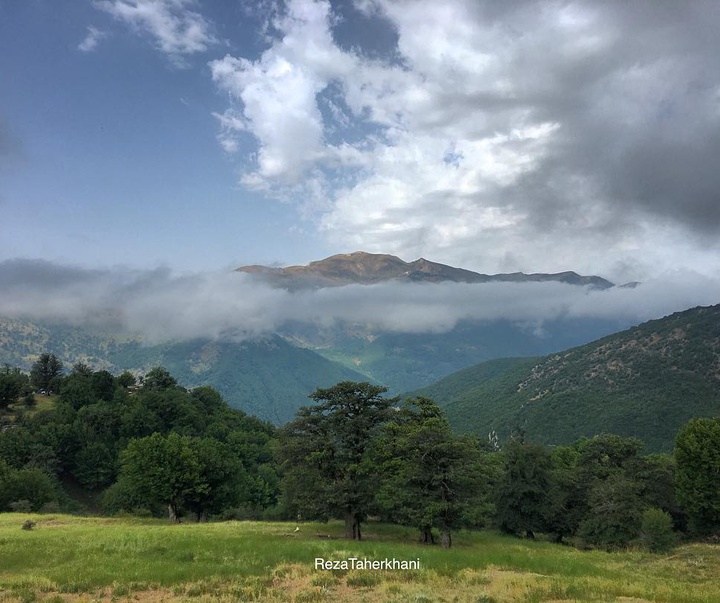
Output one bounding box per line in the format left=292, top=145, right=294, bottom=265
left=1, top=514, right=719, bottom=602
left=2, top=394, right=57, bottom=423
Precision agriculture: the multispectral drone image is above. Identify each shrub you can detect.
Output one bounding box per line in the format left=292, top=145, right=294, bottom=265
left=577, top=474, right=644, bottom=549
left=10, top=500, right=33, bottom=513
left=639, top=508, right=675, bottom=553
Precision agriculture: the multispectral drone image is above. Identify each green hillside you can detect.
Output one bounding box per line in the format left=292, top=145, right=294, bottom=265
left=414, top=304, right=720, bottom=452
left=0, top=318, right=368, bottom=424
left=288, top=317, right=630, bottom=394
left=110, top=336, right=370, bottom=424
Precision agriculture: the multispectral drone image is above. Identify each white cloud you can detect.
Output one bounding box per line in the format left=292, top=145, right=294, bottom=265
left=208, top=0, right=720, bottom=281
left=95, top=0, right=216, bottom=64
left=78, top=26, right=108, bottom=53
left=209, top=0, right=357, bottom=188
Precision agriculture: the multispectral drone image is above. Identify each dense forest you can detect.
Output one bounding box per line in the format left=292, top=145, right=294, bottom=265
left=1, top=355, right=719, bottom=552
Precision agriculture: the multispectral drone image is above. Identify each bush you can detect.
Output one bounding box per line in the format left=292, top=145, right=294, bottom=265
left=262, top=502, right=292, bottom=521
left=0, top=468, right=57, bottom=512
left=101, top=479, right=162, bottom=517
left=10, top=500, right=32, bottom=513
left=639, top=508, right=675, bottom=553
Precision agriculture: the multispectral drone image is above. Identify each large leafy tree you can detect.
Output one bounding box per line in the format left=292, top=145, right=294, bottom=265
left=577, top=472, right=645, bottom=548
left=91, top=370, right=116, bottom=402
left=675, top=417, right=720, bottom=534
left=495, top=439, right=553, bottom=538
left=116, top=432, right=204, bottom=522
left=0, top=460, right=57, bottom=512
left=372, top=397, right=487, bottom=547
left=142, top=367, right=178, bottom=391
left=185, top=437, right=249, bottom=521
left=280, top=381, right=396, bottom=540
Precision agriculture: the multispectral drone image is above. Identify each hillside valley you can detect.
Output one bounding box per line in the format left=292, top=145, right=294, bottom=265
left=414, top=304, right=720, bottom=452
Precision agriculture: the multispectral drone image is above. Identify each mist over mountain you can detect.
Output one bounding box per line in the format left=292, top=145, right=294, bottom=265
left=2, top=252, right=720, bottom=422
left=2, top=254, right=717, bottom=345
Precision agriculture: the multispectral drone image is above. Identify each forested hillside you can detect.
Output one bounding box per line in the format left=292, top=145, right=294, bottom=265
left=417, top=305, right=720, bottom=452
left=0, top=318, right=368, bottom=424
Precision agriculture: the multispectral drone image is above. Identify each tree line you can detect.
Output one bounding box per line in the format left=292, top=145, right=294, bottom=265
left=1, top=355, right=719, bottom=551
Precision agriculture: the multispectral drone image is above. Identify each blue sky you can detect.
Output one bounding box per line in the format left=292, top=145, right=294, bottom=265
left=0, top=0, right=331, bottom=271
left=2, top=0, right=720, bottom=281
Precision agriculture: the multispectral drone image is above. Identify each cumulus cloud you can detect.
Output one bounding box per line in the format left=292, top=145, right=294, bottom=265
left=2, top=259, right=719, bottom=343
left=95, top=0, right=216, bottom=64
left=78, top=26, right=108, bottom=52
left=210, top=0, right=720, bottom=280
left=209, top=0, right=360, bottom=199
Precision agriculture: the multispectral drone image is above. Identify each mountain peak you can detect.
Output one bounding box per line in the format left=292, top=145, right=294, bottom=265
left=236, top=252, right=614, bottom=290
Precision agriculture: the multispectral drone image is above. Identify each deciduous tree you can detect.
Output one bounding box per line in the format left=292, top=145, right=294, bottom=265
left=372, top=397, right=486, bottom=547
left=280, top=381, right=396, bottom=540
left=675, top=417, right=720, bottom=534
left=117, top=432, right=203, bottom=522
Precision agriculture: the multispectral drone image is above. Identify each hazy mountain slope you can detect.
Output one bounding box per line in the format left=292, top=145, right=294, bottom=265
left=0, top=317, right=131, bottom=370
left=289, top=316, right=634, bottom=394
left=109, top=336, right=369, bottom=424
left=0, top=311, right=629, bottom=421
left=0, top=317, right=368, bottom=424
left=414, top=305, right=720, bottom=452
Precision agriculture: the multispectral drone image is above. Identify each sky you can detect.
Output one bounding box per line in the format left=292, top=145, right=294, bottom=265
left=1, top=1, right=720, bottom=340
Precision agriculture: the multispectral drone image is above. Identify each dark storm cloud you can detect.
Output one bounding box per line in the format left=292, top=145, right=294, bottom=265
left=487, top=0, right=720, bottom=235
left=297, top=0, right=720, bottom=274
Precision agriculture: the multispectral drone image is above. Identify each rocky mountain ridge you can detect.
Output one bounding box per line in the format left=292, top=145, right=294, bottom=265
left=236, top=251, right=615, bottom=289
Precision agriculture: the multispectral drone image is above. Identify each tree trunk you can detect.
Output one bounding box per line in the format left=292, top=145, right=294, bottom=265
left=420, top=527, right=434, bottom=544
left=441, top=530, right=452, bottom=549
left=196, top=510, right=208, bottom=523
left=168, top=503, right=178, bottom=523
left=344, top=510, right=361, bottom=540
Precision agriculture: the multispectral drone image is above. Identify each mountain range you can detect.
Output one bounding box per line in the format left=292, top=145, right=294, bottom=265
left=237, top=252, right=629, bottom=392
left=2, top=251, right=692, bottom=437
left=236, top=251, right=616, bottom=289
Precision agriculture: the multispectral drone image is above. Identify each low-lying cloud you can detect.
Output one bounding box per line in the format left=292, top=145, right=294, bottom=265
left=2, top=259, right=719, bottom=343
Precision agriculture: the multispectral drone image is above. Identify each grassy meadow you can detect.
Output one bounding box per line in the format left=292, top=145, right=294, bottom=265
left=1, top=515, right=719, bottom=602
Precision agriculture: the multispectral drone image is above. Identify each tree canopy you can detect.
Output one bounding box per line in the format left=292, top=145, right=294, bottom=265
left=280, top=381, right=396, bottom=540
